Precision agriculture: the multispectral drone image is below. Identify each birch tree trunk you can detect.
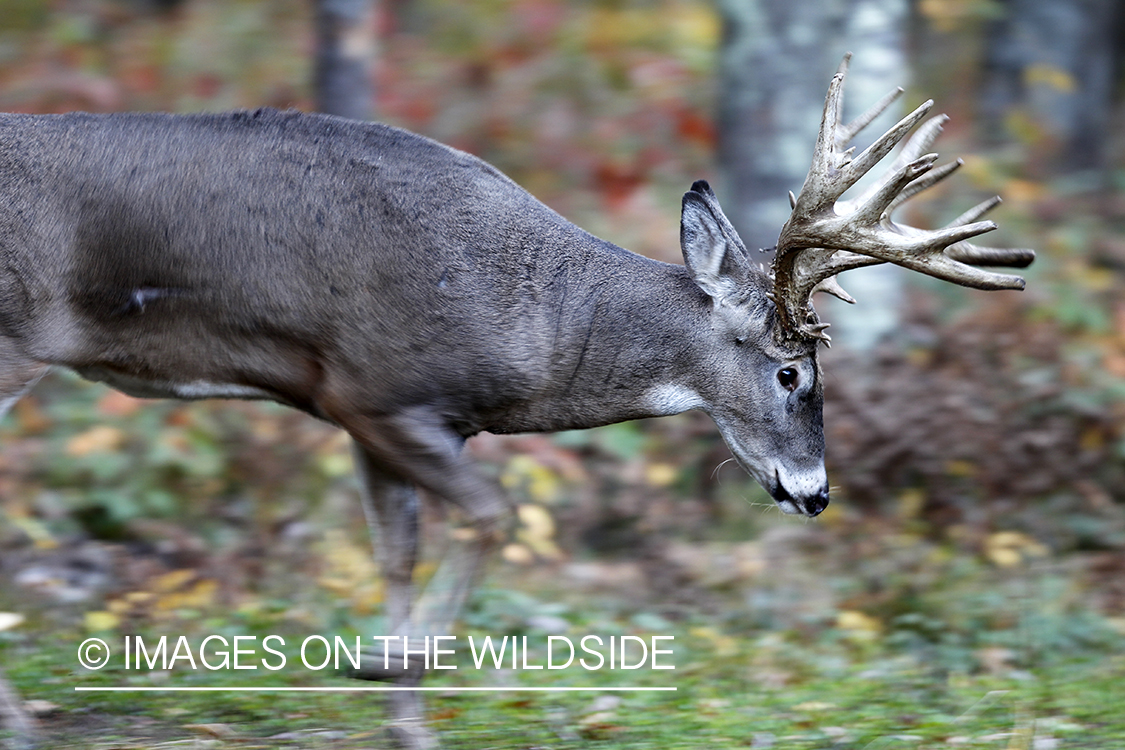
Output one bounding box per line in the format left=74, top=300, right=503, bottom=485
left=714, top=0, right=909, bottom=348
left=313, top=0, right=378, bottom=120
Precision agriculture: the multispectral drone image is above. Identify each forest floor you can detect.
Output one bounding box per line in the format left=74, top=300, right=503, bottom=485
left=4, top=505, right=1124, bottom=750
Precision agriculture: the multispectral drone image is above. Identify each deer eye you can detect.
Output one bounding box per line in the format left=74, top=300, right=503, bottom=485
left=778, top=367, right=799, bottom=391
left=734, top=337, right=746, bottom=347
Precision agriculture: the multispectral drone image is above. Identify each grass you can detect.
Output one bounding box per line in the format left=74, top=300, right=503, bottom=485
left=3, top=465, right=1123, bottom=749
left=5, top=603, right=1124, bottom=749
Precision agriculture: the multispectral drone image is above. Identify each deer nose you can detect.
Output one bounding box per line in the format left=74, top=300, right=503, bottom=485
left=771, top=472, right=830, bottom=517
left=803, top=485, right=830, bottom=517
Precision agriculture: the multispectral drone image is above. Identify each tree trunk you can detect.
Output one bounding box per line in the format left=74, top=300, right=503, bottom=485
left=714, top=0, right=909, bottom=348
left=978, top=0, right=1123, bottom=173
left=313, top=0, right=378, bottom=120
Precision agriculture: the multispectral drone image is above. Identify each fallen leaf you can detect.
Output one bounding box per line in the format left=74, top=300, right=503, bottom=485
left=502, top=543, right=534, bottom=565
left=85, top=611, right=119, bottom=632
left=184, top=723, right=237, bottom=738
left=837, top=610, right=882, bottom=638
left=66, top=426, right=125, bottom=457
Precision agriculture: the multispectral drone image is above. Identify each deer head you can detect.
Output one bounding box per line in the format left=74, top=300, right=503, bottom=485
left=679, top=54, right=1033, bottom=516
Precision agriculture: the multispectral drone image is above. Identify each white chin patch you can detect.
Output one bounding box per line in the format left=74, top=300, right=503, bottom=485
left=775, top=499, right=801, bottom=515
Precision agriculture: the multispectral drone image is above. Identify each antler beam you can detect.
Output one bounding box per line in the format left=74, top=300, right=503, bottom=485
left=771, top=54, right=1035, bottom=345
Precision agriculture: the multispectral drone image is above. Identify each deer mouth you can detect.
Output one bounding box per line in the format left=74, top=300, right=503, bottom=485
left=772, top=470, right=830, bottom=517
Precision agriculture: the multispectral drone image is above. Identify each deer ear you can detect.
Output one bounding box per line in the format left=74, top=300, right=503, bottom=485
left=680, top=181, right=749, bottom=302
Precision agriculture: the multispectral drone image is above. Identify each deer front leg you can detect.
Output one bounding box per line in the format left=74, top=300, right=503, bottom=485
left=350, top=445, right=429, bottom=747
left=0, top=667, right=39, bottom=750
left=333, top=406, right=511, bottom=749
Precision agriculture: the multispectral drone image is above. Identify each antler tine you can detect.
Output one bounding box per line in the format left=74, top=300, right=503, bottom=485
left=770, top=56, right=1033, bottom=347
left=840, top=100, right=933, bottom=196
left=887, top=158, right=962, bottom=213
left=896, top=115, right=948, bottom=165
left=838, top=86, right=904, bottom=147
left=782, top=249, right=885, bottom=340
left=811, top=276, right=858, bottom=304
left=947, top=195, right=1002, bottom=227
left=914, top=219, right=998, bottom=252
left=947, top=241, right=1036, bottom=268
left=804, top=251, right=881, bottom=301
left=836, top=115, right=946, bottom=216
left=852, top=153, right=939, bottom=225
left=874, top=218, right=1029, bottom=290
left=828, top=53, right=851, bottom=134
left=809, top=74, right=847, bottom=180
left=943, top=197, right=1035, bottom=267
left=796, top=56, right=855, bottom=210
left=879, top=244, right=1027, bottom=290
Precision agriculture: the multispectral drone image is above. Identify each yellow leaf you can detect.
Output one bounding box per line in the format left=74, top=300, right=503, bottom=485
left=518, top=503, right=555, bottom=540
left=8, top=515, right=57, bottom=549
left=836, top=610, right=883, bottom=637
left=85, top=611, right=119, bottom=632
left=502, top=543, right=535, bottom=565
left=669, top=5, right=720, bottom=48
left=317, top=529, right=382, bottom=610
left=793, top=701, right=836, bottom=712
left=151, top=569, right=196, bottom=593
left=1025, top=64, right=1077, bottom=93
left=155, top=579, right=217, bottom=612
left=988, top=548, right=1022, bottom=568
left=897, top=488, right=926, bottom=519
left=501, top=455, right=561, bottom=503
left=644, top=463, right=678, bottom=487
left=66, top=426, right=125, bottom=457
left=584, top=8, right=663, bottom=50
left=318, top=451, right=353, bottom=478
left=985, top=531, right=1049, bottom=567
left=517, top=504, right=561, bottom=559
left=690, top=626, right=738, bottom=656
left=107, top=598, right=132, bottom=615
left=918, top=0, right=976, bottom=32
left=945, top=460, right=977, bottom=478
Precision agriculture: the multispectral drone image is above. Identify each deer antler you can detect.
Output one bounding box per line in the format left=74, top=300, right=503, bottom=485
left=771, top=54, right=1035, bottom=345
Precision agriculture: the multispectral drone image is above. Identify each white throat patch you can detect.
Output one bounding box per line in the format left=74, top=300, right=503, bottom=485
left=643, top=384, right=706, bottom=416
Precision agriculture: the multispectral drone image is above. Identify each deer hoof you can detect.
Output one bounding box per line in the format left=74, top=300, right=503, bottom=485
left=385, top=718, right=440, bottom=750
left=344, top=647, right=426, bottom=682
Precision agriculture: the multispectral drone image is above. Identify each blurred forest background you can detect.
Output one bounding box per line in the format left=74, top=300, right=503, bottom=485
left=1, top=0, right=1124, bottom=748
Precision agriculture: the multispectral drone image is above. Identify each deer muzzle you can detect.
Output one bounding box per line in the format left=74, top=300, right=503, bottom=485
left=772, top=470, right=830, bottom=517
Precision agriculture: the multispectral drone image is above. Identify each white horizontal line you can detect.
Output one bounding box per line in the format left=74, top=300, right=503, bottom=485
left=74, top=686, right=676, bottom=692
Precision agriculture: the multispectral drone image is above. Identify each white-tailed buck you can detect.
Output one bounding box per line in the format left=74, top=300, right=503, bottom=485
left=0, top=55, right=1030, bottom=747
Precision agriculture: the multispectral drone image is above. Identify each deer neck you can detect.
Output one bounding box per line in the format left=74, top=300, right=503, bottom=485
left=478, top=241, right=710, bottom=435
